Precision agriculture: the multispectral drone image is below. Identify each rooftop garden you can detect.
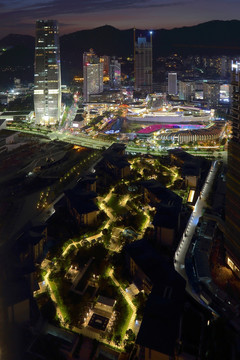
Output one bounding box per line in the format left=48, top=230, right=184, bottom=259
left=36, top=152, right=189, bottom=347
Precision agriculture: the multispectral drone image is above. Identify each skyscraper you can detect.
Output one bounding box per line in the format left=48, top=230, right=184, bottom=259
left=83, top=49, right=103, bottom=102
left=102, top=55, right=110, bottom=76
left=134, top=32, right=152, bottom=93
left=225, top=61, right=240, bottom=277
left=178, top=81, right=194, bottom=101
left=203, top=81, right=220, bottom=108
left=109, top=58, right=121, bottom=89
left=34, top=20, right=61, bottom=126
left=168, top=72, right=178, bottom=95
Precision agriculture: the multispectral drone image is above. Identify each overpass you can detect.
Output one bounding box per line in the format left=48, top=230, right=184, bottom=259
left=174, top=160, right=219, bottom=299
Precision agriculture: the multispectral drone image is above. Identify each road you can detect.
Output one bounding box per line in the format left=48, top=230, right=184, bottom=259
left=6, top=125, right=228, bottom=164
left=174, top=160, right=219, bottom=299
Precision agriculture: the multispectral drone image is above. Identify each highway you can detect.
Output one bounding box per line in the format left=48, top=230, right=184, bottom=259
left=174, top=160, right=219, bottom=297
left=7, top=125, right=227, bottom=161
left=60, top=133, right=113, bottom=149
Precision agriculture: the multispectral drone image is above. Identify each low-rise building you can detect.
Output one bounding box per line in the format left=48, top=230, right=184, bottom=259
left=15, top=224, right=47, bottom=264
left=141, top=180, right=182, bottom=247
left=0, top=119, right=6, bottom=130
left=126, top=239, right=190, bottom=359
left=65, top=188, right=99, bottom=226
left=126, top=238, right=173, bottom=294
left=182, top=161, right=200, bottom=188
left=95, top=295, right=116, bottom=314
left=135, top=262, right=188, bottom=359
left=153, top=202, right=182, bottom=247
left=0, top=110, right=34, bottom=123
left=168, top=148, right=195, bottom=166
left=172, top=122, right=225, bottom=144
left=6, top=277, right=31, bottom=324
left=27, top=324, right=79, bottom=359
left=98, top=143, right=130, bottom=179
left=77, top=173, right=97, bottom=192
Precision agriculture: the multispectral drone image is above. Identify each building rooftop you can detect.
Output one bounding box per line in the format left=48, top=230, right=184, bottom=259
left=0, top=111, right=32, bottom=116
left=14, top=224, right=46, bottom=255
left=73, top=114, right=84, bottom=122
left=105, top=154, right=130, bottom=169
left=65, top=188, right=98, bottom=214
left=77, top=173, right=96, bottom=186
left=182, top=161, right=200, bottom=177
left=135, top=241, right=186, bottom=356
left=141, top=179, right=182, bottom=207
left=168, top=148, right=195, bottom=162
left=103, top=142, right=126, bottom=155
left=97, top=296, right=116, bottom=307
left=5, top=277, right=31, bottom=306
left=0, top=129, right=18, bottom=138
left=126, top=238, right=179, bottom=286
left=153, top=203, right=181, bottom=229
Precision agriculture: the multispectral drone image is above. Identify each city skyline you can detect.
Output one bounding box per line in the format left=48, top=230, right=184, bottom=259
left=0, top=0, right=239, bottom=39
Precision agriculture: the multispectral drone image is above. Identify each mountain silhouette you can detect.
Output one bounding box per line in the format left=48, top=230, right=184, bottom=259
left=0, top=20, right=240, bottom=87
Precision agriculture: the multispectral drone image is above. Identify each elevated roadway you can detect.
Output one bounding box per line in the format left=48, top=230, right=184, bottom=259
left=174, top=160, right=219, bottom=299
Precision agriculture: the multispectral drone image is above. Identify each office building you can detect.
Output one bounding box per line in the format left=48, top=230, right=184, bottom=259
left=225, top=61, right=240, bottom=277
left=102, top=55, right=110, bottom=76
left=134, top=33, right=152, bottom=93
left=220, top=84, right=230, bottom=103
left=168, top=72, right=177, bottom=95
left=34, top=20, right=61, bottom=125
left=83, top=49, right=103, bottom=102
left=203, top=81, right=220, bottom=108
left=178, top=81, right=194, bottom=101
left=109, top=58, right=121, bottom=89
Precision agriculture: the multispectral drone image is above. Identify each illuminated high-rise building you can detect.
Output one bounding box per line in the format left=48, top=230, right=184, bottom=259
left=225, top=61, right=240, bottom=277
left=34, top=20, right=61, bottom=125
left=134, top=32, right=152, bottom=93
left=203, top=81, right=220, bottom=108
left=178, top=81, right=194, bottom=101
left=102, top=55, right=110, bottom=76
left=168, top=72, right=177, bottom=95
left=109, top=58, right=121, bottom=89
left=83, top=49, right=103, bottom=102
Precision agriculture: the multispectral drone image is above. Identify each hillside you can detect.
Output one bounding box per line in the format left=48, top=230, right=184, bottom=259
left=0, top=20, right=240, bottom=87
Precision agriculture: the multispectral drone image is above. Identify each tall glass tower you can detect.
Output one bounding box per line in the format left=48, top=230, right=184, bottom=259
left=134, top=32, right=152, bottom=94
left=225, top=61, right=240, bottom=277
left=34, top=20, right=61, bottom=126
left=168, top=72, right=178, bottom=95
left=83, top=49, right=103, bottom=102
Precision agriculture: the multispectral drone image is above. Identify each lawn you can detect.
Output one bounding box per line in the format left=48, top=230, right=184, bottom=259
left=116, top=301, right=133, bottom=338
left=98, top=275, right=133, bottom=339
left=107, top=194, right=127, bottom=215
left=49, top=280, right=70, bottom=322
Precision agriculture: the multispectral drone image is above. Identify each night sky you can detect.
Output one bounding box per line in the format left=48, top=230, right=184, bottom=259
left=0, top=0, right=239, bottom=38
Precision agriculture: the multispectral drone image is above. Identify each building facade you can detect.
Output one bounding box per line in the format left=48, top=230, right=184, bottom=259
left=168, top=72, right=178, bottom=95
left=34, top=20, right=61, bottom=125
left=109, top=58, right=121, bottom=89
left=203, top=81, right=220, bottom=108
left=102, top=55, right=110, bottom=76
left=134, top=34, right=152, bottom=93
left=83, top=49, right=103, bottom=102
left=178, top=80, right=195, bottom=101
left=225, top=61, right=240, bottom=277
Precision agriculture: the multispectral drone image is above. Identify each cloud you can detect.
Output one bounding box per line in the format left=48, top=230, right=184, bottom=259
left=0, top=0, right=191, bottom=34
left=0, top=0, right=190, bottom=19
